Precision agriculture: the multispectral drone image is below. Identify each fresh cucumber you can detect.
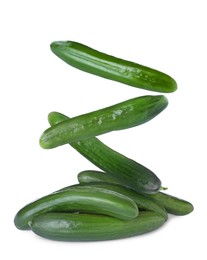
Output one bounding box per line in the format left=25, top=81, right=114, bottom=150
left=76, top=172, right=167, bottom=220
left=77, top=170, right=193, bottom=216
left=50, top=41, right=177, bottom=93
left=147, top=192, right=194, bottom=215
left=14, top=185, right=138, bottom=230
left=40, top=95, right=168, bottom=149
left=78, top=170, right=124, bottom=185
left=30, top=211, right=165, bottom=241
left=48, top=112, right=162, bottom=194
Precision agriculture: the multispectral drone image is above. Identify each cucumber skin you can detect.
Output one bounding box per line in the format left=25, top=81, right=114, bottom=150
left=40, top=95, right=168, bottom=149
left=78, top=170, right=193, bottom=216
left=50, top=41, right=177, bottom=93
left=30, top=211, right=165, bottom=241
left=76, top=172, right=167, bottom=220
left=48, top=112, right=162, bottom=194
left=147, top=192, right=194, bottom=216
left=14, top=186, right=138, bottom=230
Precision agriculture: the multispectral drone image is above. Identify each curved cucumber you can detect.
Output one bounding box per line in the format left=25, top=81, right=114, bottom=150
left=14, top=186, right=138, bottom=230
left=40, top=95, right=168, bottom=149
left=78, top=170, right=124, bottom=185
left=48, top=112, right=162, bottom=194
left=76, top=171, right=167, bottom=220
left=50, top=41, right=177, bottom=93
left=77, top=170, right=193, bottom=216
left=30, top=211, right=165, bottom=241
left=147, top=192, right=194, bottom=215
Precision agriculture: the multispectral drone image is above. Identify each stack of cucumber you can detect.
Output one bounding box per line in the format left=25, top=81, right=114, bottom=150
left=14, top=41, right=193, bottom=241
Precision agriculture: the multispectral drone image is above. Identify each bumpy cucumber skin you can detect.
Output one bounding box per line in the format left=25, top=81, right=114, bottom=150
left=50, top=41, right=177, bottom=93
left=48, top=112, right=162, bottom=194
left=147, top=192, right=194, bottom=215
left=30, top=211, right=165, bottom=241
left=76, top=172, right=167, bottom=220
left=14, top=186, right=138, bottom=230
left=40, top=95, right=168, bottom=149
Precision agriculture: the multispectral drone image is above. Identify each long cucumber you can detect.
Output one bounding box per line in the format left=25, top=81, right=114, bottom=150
left=147, top=192, right=194, bottom=215
left=48, top=112, right=162, bottom=194
left=77, top=169, right=193, bottom=216
left=40, top=95, right=168, bottom=149
left=14, top=185, right=138, bottom=230
left=78, top=170, right=124, bottom=185
left=50, top=41, right=177, bottom=93
left=30, top=211, right=166, bottom=241
left=76, top=172, right=168, bottom=220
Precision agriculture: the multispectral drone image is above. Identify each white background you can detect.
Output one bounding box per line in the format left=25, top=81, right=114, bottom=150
left=1, top=0, right=206, bottom=259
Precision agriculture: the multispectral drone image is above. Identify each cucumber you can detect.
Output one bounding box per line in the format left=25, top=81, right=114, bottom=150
left=50, top=41, right=177, bottom=93
left=77, top=182, right=168, bottom=220
left=147, top=192, right=194, bottom=216
left=30, top=211, right=166, bottom=241
left=77, top=170, right=193, bottom=216
left=40, top=95, right=168, bottom=149
left=78, top=170, right=124, bottom=185
left=14, top=185, right=138, bottom=230
left=48, top=112, right=162, bottom=194
left=76, top=172, right=167, bottom=220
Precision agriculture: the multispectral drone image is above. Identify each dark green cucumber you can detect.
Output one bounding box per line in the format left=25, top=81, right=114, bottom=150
left=50, top=41, right=177, bottom=93
left=147, top=192, right=194, bottom=215
left=30, top=211, right=165, bottom=241
left=14, top=186, right=138, bottom=230
left=77, top=182, right=168, bottom=220
left=78, top=170, right=124, bottom=185
left=76, top=171, right=167, bottom=220
left=40, top=95, right=168, bottom=149
left=48, top=112, right=162, bottom=194
left=77, top=170, right=193, bottom=216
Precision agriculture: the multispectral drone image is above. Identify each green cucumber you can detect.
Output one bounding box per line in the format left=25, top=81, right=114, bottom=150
left=76, top=172, right=167, bottom=220
left=50, top=41, right=177, bottom=93
left=40, top=95, right=168, bottom=149
left=147, top=192, right=194, bottom=216
left=30, top=211, right=165, bottom=241
left=77, top=170, right=193, bottom=216
left=78, top=170, right=124, bottom=185
left=48, top=112, right=162, bottom=194
left=14, top=185, right=138, bottom=230
left=78, top=183, right=167, bottom=220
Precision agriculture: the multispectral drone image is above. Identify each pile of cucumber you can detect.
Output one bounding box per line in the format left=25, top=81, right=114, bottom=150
left=14, top=41, right=193, bottom=241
